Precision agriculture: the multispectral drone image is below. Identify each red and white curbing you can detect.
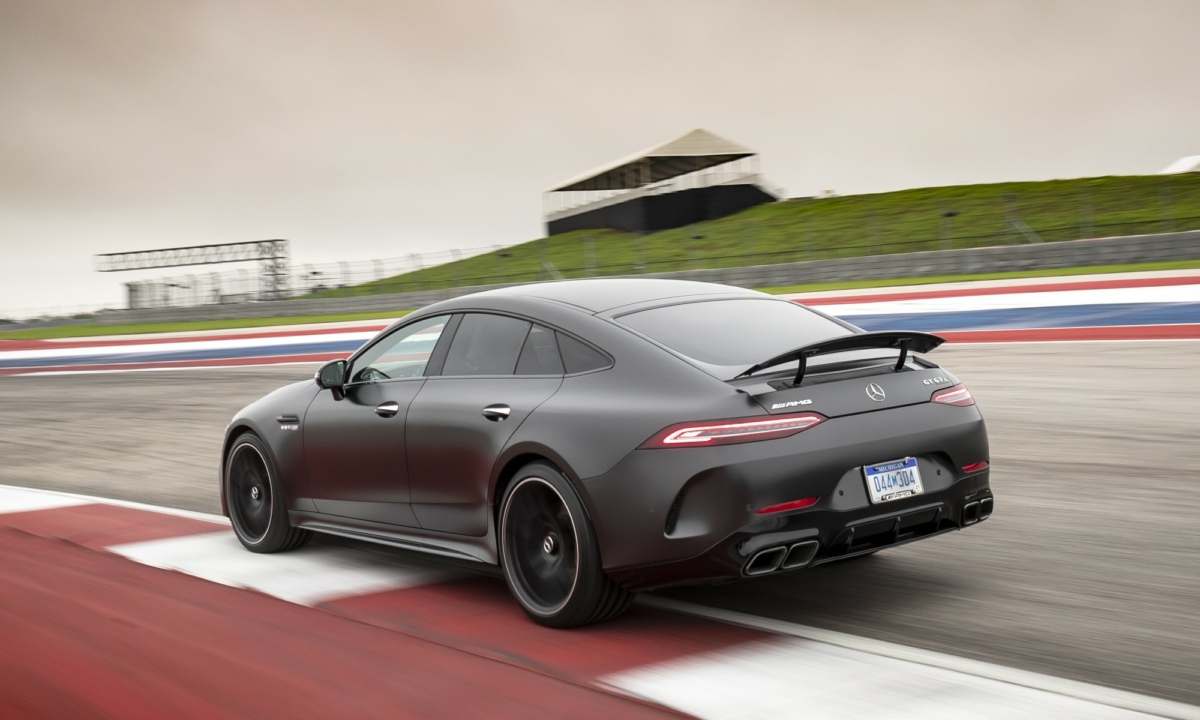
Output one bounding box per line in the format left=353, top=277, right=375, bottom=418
left=0, top=483, right=1195, bottom=720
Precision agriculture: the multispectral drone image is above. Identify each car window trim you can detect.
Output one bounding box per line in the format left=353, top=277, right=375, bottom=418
left=511, top=321, right=536, bottom=375
left=344, top=313, right=456, bottom=387
left=413, top=308, right=611, bottom=379
left=429, top=311, right=532, bottom=378
left=553, top=330, right=613, bottom=376
left=514, top=323, right=571, bottom=377
left=422, top=314, right=462, bottom=377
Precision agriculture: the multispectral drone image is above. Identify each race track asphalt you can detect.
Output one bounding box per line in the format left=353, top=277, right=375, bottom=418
left=1, top=341, right=1197, bottom=705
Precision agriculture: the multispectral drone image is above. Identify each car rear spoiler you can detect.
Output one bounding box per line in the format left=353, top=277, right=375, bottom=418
left=734, top=331, right=946, bottom=385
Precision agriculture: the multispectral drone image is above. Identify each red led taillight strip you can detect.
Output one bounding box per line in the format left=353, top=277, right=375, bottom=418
left=641, top=412, right=826, bottom=448
left=931, top=385, right=975, bottom=407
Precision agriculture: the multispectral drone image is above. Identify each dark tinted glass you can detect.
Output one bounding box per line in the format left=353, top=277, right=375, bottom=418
left=441, top=314, right=530, bottom=376
left=515, top=325, right=564, bottom=375
left=557, top=333, right=611, bottom=374
left=616, top=299, right=848, bottom=375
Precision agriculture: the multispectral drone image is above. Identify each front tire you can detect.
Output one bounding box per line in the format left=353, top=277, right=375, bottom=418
left=225, top=432, right=311, bottom=553
left=499, top=462, right=632, bottom=628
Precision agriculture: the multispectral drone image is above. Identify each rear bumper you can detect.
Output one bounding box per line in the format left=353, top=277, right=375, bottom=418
left=580, top=402, right=991, bottom=591
left=608, top=473, right=992, bottom=590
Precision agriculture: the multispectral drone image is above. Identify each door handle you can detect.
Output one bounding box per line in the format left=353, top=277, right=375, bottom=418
left=482, top=404, right=511, bottom=421
left=375, top=401, right=400, bottom=418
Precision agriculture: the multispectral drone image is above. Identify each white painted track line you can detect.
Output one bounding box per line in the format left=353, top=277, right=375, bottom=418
left=30, top=318, right=397, bottom=343
left=817, top=284, right=1200, bottom=316
left=110, top=532, right=456, bottom=606
left=637, top=597, right=1200, bottom=720
left=0, top=485, right=91, bottom=515
left=0, top=329, right=376, bottom=362
left=605, top=636, right=1158, bottom=720
left=782, top=269, right=1200, bottom=301
left=0, top=483, right=228, bottom=524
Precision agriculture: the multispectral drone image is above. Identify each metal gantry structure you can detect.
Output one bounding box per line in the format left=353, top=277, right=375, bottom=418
left=95, top=240, right=291, bottom=303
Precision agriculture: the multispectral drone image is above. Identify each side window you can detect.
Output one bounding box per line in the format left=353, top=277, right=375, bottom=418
left=557, top=333, right=612, bottom=374
left=515, top=325, right=564, bottom=375
left=350, top=315, right=449, bottom=383
left=441, top=314, right=531, bottom=376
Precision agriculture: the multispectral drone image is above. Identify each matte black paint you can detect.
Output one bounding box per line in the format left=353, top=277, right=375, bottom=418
left=221, top=279, right=992, bottom=590
left=407, top=375, right=562, bottom=535
left=304, top=378, right=423, bottom=527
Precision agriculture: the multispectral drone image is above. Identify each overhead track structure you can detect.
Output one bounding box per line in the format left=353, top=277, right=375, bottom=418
left=95, top=239, right=291, bottom=302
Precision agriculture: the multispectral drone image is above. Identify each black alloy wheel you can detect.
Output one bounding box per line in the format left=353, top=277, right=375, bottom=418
left=225, top=433, right=312, bottom=553
left=499, top=462, right=633, bottom=627
left=503, top=477, right=579, bottom=614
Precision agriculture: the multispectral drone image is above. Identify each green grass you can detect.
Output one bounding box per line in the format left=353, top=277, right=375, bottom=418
left=0, top=310, right=410, bottom=341
left=303, top=174, right=1200, bottom=298
left=4, top=258, right=1196, bottom=341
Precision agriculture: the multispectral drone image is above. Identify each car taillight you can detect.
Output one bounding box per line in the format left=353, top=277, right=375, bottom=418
left=641, top=412, right=826, bottom=448
left=931, top=385, right=974, bottom=407
left=962, top=461, right=989, bottom=473
left=755, top=496, right=819, bottom=515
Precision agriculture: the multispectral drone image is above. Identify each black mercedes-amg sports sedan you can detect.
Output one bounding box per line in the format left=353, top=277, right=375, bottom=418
left=221, top=279, right=992, bottom=627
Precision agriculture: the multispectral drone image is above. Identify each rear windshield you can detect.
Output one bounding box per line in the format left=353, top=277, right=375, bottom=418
left=616, top=298, right=851, bottom=378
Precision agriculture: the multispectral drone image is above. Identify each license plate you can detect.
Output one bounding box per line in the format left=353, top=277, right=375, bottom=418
left=863, top=457, right=924, bottom=504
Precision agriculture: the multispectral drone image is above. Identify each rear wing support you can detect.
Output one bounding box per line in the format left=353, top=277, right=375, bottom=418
left=735, top=331, right=945, bottom=386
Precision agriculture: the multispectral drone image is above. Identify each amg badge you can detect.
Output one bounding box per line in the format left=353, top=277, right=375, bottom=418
left=771, top=399, right=813, bottom=410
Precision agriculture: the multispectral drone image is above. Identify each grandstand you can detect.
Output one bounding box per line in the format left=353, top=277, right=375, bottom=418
left=544, top=129, right=781, bottom=235
left=1161, top=155, right=1200, bottom=174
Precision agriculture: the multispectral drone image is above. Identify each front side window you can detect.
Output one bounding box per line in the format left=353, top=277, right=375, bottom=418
left=441, top=313, right=531, bottom=376
left=350, top=315, right=449, bottom=383
left=616, top=299, right=849, bottom=378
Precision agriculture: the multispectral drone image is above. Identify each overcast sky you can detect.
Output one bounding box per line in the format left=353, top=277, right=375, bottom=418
left=2, top=0, right=1199, bottom=316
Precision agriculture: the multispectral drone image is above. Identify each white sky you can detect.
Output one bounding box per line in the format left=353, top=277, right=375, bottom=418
left=2, top=0, right=1199, bottom=317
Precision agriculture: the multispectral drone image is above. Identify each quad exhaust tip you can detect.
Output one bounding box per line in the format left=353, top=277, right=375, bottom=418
left=962, top=501, right=981, bottom=526
left=980, top=497, right=994, bottom=520
left=745, top=546, right=787, bottom=575
left=745, top=540, right=821, bottom=576
left=781, top=540, right=820, bottom=570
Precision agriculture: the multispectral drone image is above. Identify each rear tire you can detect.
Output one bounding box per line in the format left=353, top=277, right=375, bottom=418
left=499, top=461, right=633, bottom=628
left=225, top=432, right=312, bottom=553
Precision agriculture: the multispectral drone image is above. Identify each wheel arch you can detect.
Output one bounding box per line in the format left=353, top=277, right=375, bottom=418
left=490, top=443, right=598, bottom=535
left=220, top=421, right=270, bottom=517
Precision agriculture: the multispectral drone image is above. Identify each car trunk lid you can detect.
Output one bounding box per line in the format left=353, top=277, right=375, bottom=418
left=735, top=358, right=960, bottom=418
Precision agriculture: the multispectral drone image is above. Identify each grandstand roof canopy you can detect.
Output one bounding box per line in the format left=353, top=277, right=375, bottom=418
left=1160, top=155, right=1200, bottom=174
left=548, top=129, right=756, bottom=193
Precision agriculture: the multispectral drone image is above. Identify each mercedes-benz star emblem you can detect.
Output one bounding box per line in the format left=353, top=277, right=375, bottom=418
left=866, top=383, right=886, bottom=402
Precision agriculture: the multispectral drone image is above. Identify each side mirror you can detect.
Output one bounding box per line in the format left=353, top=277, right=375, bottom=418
left=315, top=359, right=347, bottom=389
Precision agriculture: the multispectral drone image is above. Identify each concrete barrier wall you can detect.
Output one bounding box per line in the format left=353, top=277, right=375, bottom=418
left=98, top=230, right=1200, bottom=325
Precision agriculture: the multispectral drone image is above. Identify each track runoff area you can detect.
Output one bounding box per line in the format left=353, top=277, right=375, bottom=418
left=1, top=485, right=1195, bottom=720
left=1, top=270, right=1199, bottom=718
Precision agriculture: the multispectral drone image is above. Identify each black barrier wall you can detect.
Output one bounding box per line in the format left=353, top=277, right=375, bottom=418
left=547, top=184, right=777, bottom=235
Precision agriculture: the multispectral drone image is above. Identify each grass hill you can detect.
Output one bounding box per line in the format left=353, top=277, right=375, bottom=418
left=311, top=173, right=1200, bottom=297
